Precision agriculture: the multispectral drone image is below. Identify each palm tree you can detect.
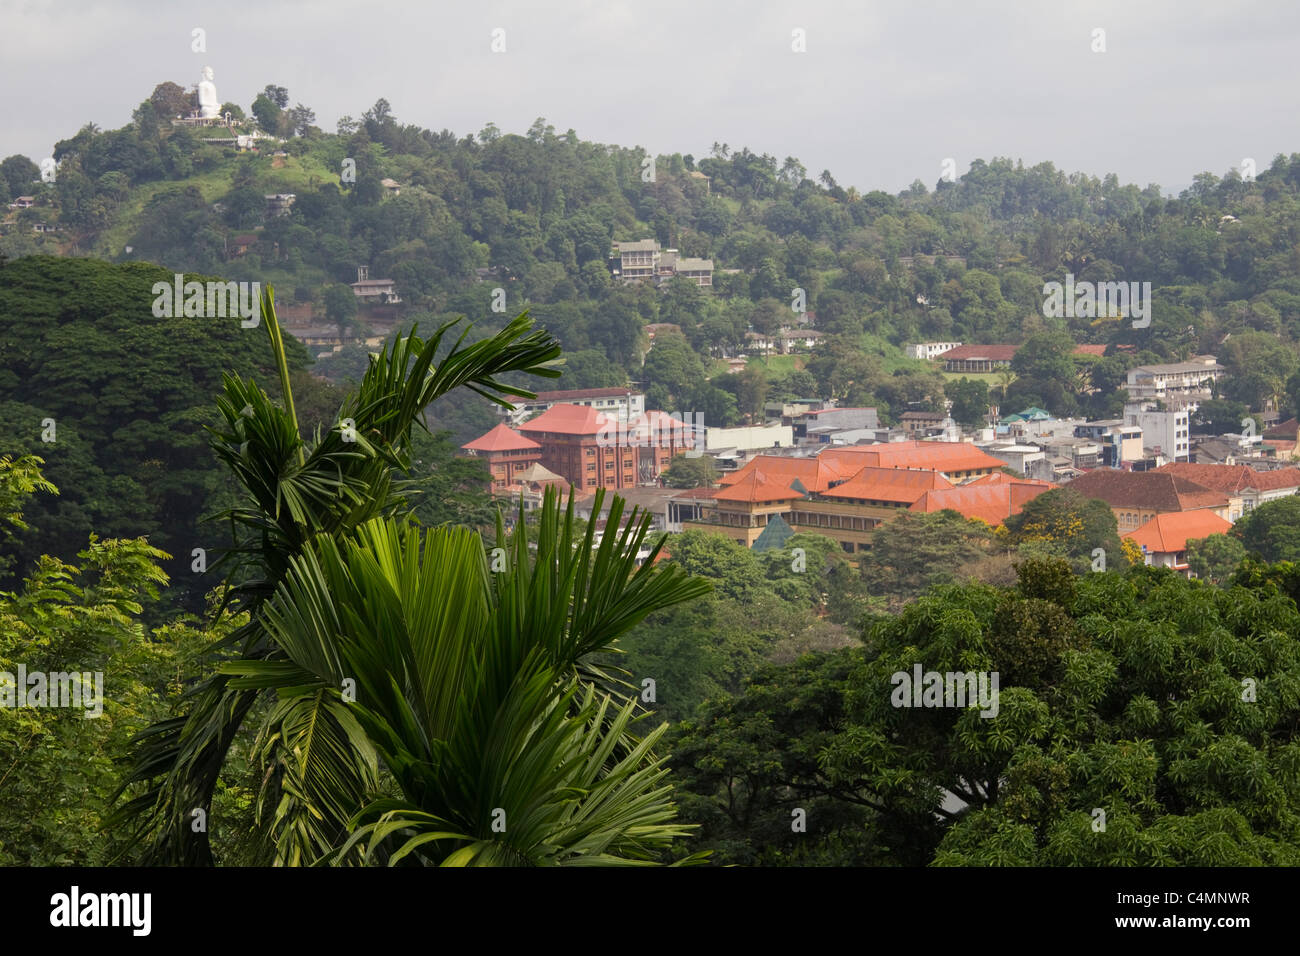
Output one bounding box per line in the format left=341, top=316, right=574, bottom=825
left=115, top=287, right=708, bottom=864
left=994, top=368, right=1018, bottom=404
left=233, top=492, right=708, bottom=865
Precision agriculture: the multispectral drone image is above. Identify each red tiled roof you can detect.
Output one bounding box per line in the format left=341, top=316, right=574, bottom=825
left=1072, top=344, right=1108, bottom=356
left=1066, top=469, right=1228, bottom=512
left=1153, top=463, right=1300, bottom=494
left=1123, top=510, right=1232, bottom=554
left=937, top=344, right=1019, bottom=361
left=461, top=423, right=541, bottom=452
left=819, top=466, right=953, bottom=503
left=1263, top=418, right=1298, bottom=440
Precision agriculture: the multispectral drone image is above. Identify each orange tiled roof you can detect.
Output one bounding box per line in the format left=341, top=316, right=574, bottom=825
left=1123, top=510, right=1232, bottom=554
left=908, top=479, right=1053, bottom=525
left=462, top=423, right=541, bottom=452
left=966, top=472, right=1055, bottom=487
left=1153, top=462, right=1300, bottom=494
left=819, top=466, right=953, bottom=503
left=517, top=403, right=611, bottom=436
left=820, top=441, right=1006, bottom=474
left=713, top=470, right=807, bottom=503
left=719, top=454, right=858, bottom=494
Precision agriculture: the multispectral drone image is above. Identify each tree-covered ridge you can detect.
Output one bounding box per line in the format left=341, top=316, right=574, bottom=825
left=6, top=92, right=1300, bottom=424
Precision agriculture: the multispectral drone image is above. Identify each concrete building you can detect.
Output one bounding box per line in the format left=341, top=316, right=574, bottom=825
left=264, top=193, right=296, bottom=216
left=1125, top=356, right=1224, bottom=407
left=704, top=423, right=794, bottom=455
left=984, top=443, right=1045, bottom=476
left=1074, top=420, right=1143, bottom=467
left=900, top=410, right=946, bottom=435
left=1125, top=404, right=1191, bottom=461
left=793, top=407, right=880, bottom=441
left=349, top=266, right=401, bottom=304
left=1029, top=435, right=1102, bottom=471
left=673, top=257, right=714, bottom=287
left=612, top=239, right=714, bottom=287
left=506, top=387, right=644, bottom=427
left=614, top=239, right=660, bottom=281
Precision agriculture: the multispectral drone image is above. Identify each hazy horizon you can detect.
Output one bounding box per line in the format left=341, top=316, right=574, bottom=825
left=3, top=0, right=1298, bottom=197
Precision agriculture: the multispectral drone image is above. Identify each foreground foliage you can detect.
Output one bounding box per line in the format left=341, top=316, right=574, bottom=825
left=115, top=291, right=709, bottom=865
left=670, top=558, right=1300, bottom=865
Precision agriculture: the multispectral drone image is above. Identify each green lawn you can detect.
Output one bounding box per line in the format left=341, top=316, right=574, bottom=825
left=746, top=354, right=805, bottom=375
left=940, top=370, right=1007, bottom=384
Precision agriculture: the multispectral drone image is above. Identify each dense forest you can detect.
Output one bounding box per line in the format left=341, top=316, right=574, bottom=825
left=4, top=82, right=1300, bottom=438
left=3, top=81, right=1300, bottom=866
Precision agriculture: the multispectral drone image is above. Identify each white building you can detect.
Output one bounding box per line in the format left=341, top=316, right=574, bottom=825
left=704, top=423, right=794, bottom=454
left=983, top=443, right=1045, bottom=475
left=1125, top=404, right=1191, bottom=462
left=1125, top=356, right=1223, bottom=407
left=505, top=387, right=644, bottom=427
left=906, top=341, right=963, bottom=361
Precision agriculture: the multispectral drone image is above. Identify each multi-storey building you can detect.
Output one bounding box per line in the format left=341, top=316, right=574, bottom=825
left=613, top=240, right=714, bottom=287
left=1125, top=356, right=1224, bottom=407
left=1074, top=421, right=1143, bottom=466
left=614, top=239, right=661, bottom=281
left=508, top=404, right=696, bottom=492
left=1125, top=404, right=1191, bottom=461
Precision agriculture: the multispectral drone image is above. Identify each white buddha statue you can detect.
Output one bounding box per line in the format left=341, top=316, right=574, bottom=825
left=197, top=66, right=220, bottom=119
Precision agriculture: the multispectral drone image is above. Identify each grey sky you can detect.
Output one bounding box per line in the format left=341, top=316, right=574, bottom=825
left=2, top=0, right=1296, bottom=196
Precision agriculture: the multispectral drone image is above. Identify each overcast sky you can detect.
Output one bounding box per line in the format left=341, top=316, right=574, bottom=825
left=2, top=0, right=1296, bottom=196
